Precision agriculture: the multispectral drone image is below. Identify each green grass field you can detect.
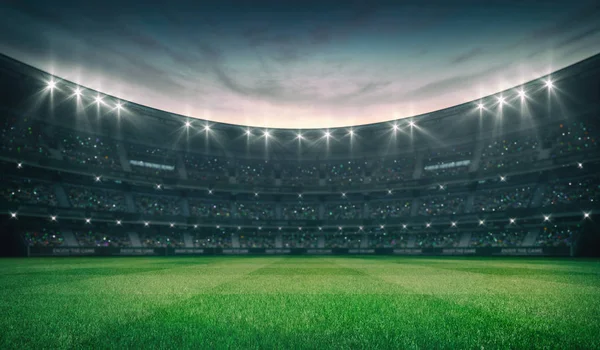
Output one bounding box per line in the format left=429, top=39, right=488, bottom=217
left=1, top=257, right=600, bottom=349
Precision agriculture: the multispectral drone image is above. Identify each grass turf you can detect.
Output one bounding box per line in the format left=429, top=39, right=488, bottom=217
left=1, top=257, right=600, bottom=349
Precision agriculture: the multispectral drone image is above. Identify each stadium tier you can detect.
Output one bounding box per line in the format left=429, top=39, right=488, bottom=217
left=1, top=53, right=599, bottom=256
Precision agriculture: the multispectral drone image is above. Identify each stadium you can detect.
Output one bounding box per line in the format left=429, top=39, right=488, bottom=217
left=1, top=1, right=600, bottom=348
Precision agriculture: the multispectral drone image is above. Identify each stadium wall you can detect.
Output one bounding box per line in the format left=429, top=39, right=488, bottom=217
left=27, top=246, right=570, bottom=257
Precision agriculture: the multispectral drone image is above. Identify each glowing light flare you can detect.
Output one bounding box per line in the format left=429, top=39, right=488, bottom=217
left=156, top=184, right=162, bottom=190
left=496, top=95, right=506, bottom=105
left=387, top=190, right=392, bottom=195
left=341, top=192, right=346, bottom=198
left=17, top=163, right=22, bottom=169
left=50, top=215, right=57, bottom=221
left=170, top=223, right=175, bottom=228
left=408, top=121, right=416, bottom=128
left=193, top=224, right=197, bottom=229
left=95, top=176, right=101, bottom=182
left=380, top=225, right=385, bottom=229
left=543, top=215, right=551, bottom=222
left=185, top=121, right=192, bottom=128
left=73, top=87, right=83, bottom=97
left=545, top=79, right=554, bottom=89
left=264, top=130, right=270, bottom=138
left=94, top=95, right=104, bottom=105
left=517, top=89, right=527, bottom=98
left=500, top=176, right=506, bottom=182
left=297, top=132, right=303, bottom=140
left=116, top=220, right=122, bottom=225
left=10, top=212, right=17, bottom=219
left=577, top=163, right=583, bottom=169
left=584, top=212, right=591, bottom=219
left=426, top=223, right=431, bottom=228
left=115, top=102, right=123, bottom=110
left=204, top=125, right=211, bottom=132
left=451, top=222, right=457, bottom=227
left=477, top=103, right=484, bottom=110
left=245, top=129, right=252, bottom=136
left=510, top=218, right=516, bottom=224
left=208, top=189, right=213, bottom=194
left=85, top=218, right=91, bottom=224
left=402, top=224, right=407, bottom=229
left=46, top=80, right=56, bottom=90
left=479, top=220, right=485, bottom=226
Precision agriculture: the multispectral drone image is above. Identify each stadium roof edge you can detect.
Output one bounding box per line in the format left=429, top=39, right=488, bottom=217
left=0, top=52, right=599, bottom=132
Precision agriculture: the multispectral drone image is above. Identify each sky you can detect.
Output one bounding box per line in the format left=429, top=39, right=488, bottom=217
left=0, top=0, right=599, bottom=129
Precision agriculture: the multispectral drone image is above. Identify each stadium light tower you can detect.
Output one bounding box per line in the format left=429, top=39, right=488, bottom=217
left=392, top=124, right=399, bottom=132
left=245, top=128, right=252, bottom=136
left=324, top=130, right=331, bottom=139
left=264, top=130, right=270, bottom=138
left=545, top=79, right=554, bottom=89
left=517, top=88, right=527, bottom=99
left=185, top=121, right=192, bottom=128
left=73, top=87, right=83, bottom=97
left=95, top=95, right=103, bottom=105
left=497, top=95, right=506, bottom=105
left=477, top=102, right=484, bottom=110
left=115, top=102, right=123, bottom=111
left=408, top=121, right=416, bottom=128
left=204, top=125, right=211, bottom=132
left=297, top=132, right=303, bottom=140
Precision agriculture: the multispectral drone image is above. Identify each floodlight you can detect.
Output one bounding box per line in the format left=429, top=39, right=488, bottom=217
left=185, top=121, right=191, bottom=128
left=264, top=130, right=270, bottom=138
left=318, top=227, right=323, bottom=231
left=246, top=129, right=252, bottom=136
left=497, top=95, right=505, bottom=105
left=204, top=125, right=211, bottom=132
left=156, top=184, right=162, bottom=190
left=74, top=87, right=83, bottom=97
left=359, top=226, right=363, bottom=231
left=439, top=184, right=445, bottom=190
left=349, top=129, right=354, bottom=136
left=116, top=102, right=123, bottom=110
left=392, top=124, right=399, bottom=131
left=545, top=79, right=553, bottom=89
left=254, top=192, right=259, bottom=197
left=477, top=103, right=484, bottom=110
left=193, top=224, right=197, bottom=229
left=208, top=189, right=213, bottom=194
left=408, top=121, right=416, bottom=127
left=324, top=131, right=331, bottom=138
left=338, top=226, right=342, bottom=231
left=298, top=193, right=303, bottom=198
left=95, top=95, right=103, bottom=104
left=518, top=89, right=527, bottom=98
left=47, top=80, right=56, bottom=90
left=297, top=132, right=303, bottom=140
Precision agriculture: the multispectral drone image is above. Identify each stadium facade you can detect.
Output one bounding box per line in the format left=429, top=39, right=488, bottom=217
left=1, top=53, right=599, bottom=257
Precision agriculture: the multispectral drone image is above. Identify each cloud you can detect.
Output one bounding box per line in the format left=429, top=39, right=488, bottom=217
left=450, top=48, right=484, bottom=65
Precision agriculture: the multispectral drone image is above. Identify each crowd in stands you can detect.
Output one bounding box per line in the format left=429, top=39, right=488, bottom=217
left=482, top=134, right=540, bottom=159
left=324, top=234, right=362, bottom=248
left=481, top=153, right=538, bottom=172
left=368, top=234, right=408, bottom=248
left=75, top=230, right=131, bottom=247
left=239, top=234, right=275, bottom=248
left=67, top=186, right=127, bottom=212
left=188, top=199, right=231, bottom=218
left=470, top=230, right=527, bottom=247
left=473, top=186, right=533, bottom=212
left=127, top=144, right=178, bottom=178
left=552, top=121, right=598, bottom=157
left=282, top=202, right=318, bottom=220
left=184, top=154, right=229, bottom=183
left=0, top=117, right=49, bottom=157
left=23, top=229, right=64, bottom=247
left=326, top=161, right=365, bottom=186
left=140, top=232, right=184, bottom=248
left=369, top=199, right=411, bottom=219
left=237, top=160, right=272, bottom=185
left=325, top=202, right=363, bottom=220
left=193, top=236, right=232, bottom=248
left=1, top=178, right=57, bottom=206
left=235, top=202, right=276, bottom=220
left=418, top=195, right=465, bottom=216
left=535, top=225, right=577, bottom=247
left=282, top=234, right=319, bottom=248
left=415, top=233, right=458, bottom=248
left=371, top=158, right=414, bottom=184
left=542, top=176, right=600, bottom=207
left=422, top=145, right=473, bottom=178
left=59, top=131, right=121, bottom=170
left=280, top=163, right=320, bottom=186
left=135, top=194, right=182, bottom=216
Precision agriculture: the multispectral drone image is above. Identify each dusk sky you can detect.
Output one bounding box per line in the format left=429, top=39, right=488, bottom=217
left=1, top=0, right=599, bottom=128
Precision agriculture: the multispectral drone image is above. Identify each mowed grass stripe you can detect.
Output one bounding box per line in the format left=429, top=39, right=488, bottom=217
left=1, top=257, right=599, bottom=349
